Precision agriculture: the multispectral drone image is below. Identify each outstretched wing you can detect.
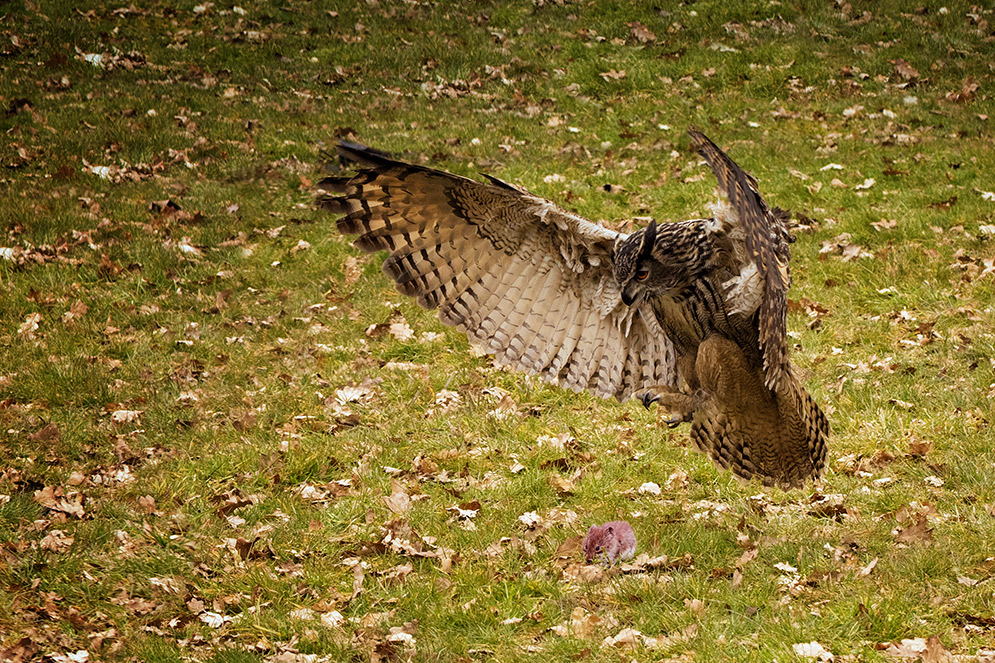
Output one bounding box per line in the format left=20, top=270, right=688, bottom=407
left=689, top=128, right=792, bottom=392
left=318, top=142, right=676, bottom=401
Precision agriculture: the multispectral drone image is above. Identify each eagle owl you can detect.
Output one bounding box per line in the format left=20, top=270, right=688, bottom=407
left=318, top=129, right=829, bottom=488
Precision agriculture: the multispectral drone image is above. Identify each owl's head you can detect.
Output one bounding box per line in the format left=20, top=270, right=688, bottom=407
left=614, top=220, right=704, bottom=306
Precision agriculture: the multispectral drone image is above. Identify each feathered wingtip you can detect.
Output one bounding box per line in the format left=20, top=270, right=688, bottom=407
left=315, top=140, right=398, bottom=213
left=335, top=140, right=397, bottom=167
left=688, top=127, right=761, bottom=192
left=316, top=139, right=398, bottom=175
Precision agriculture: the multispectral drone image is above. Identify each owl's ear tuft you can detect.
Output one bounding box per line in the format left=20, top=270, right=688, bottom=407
left=639, top=220, right=657, bottom=260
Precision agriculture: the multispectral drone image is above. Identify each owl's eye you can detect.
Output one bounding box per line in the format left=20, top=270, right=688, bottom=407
left=595, top=545, right=602, bottom=552
left=635, top=269, right=649, bottom=281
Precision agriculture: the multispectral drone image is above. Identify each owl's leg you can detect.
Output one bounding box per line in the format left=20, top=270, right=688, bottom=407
left=637, top=385, right=694, bottom=427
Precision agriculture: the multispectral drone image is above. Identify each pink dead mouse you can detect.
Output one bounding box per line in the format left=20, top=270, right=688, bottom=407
left=583, top=521, right=636, bottom=565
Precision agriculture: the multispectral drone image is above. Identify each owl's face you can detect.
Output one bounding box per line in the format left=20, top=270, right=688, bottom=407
left=613, top=220, right=696, bottom=306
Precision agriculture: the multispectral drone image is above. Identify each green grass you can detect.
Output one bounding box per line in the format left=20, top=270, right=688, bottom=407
left=1, top=1, right=994, bottom=661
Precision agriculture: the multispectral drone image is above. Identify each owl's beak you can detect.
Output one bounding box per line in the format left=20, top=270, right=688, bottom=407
left=621, top=283, right=640, bottom=306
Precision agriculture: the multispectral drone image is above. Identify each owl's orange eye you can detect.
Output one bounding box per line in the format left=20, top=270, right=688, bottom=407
left=635, top=269, right=649, bottom=281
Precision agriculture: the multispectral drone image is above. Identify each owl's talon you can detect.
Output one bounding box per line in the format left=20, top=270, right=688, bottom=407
left=638, top=386, right=694, bottom=428
left=658, top=410, right=686, bottom=427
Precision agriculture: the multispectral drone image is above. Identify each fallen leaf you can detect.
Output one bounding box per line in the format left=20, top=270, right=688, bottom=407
left=28, top=423, right=61, bottom=443
left=628, top=21, right=656, bottom=43
left=569, top=607, right=601, bottom=639
left=427, top=389, right=461, bottom=417
left=892, top=58, right=920, bottom=80
left=550, top=474, right=575, bottom=496
left=40, top=529, right=74, bottom=553
left=320, top=610, right=345, bottom=628
left=665, top=470, right=689, bottom=491
left=921, top=636, right=952, bottom=663
left=18, top=312, right=41, bottom=338
left=199, top=610, right=230, bottom=628
left=928, top=196, right=957, bottom=209
left=384, top=480, right=412, bottom=515
left=894, top=513, right=933, bottom=546
left=883, top=637, right=928, bottom=658
left=110, top=409, right=143, bottom=424
left=343, top=255, right=362, bottom=285
left=562, top=562, right=605, bottom=584
left=62, top=300, right=88, bottom=325
left=794, top=640, right=835, bottom=661
left=859, top=557, right=878, bottom=576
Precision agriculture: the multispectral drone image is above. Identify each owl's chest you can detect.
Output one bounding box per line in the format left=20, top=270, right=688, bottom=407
left=652, top=280, right=759, bottom=360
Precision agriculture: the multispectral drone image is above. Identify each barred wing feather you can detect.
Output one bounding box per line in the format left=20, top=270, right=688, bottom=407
left=318, top=142, right=676, bottom=401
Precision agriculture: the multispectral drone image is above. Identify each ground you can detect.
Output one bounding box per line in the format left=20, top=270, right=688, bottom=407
left=1, top=1, right=994, bottom=662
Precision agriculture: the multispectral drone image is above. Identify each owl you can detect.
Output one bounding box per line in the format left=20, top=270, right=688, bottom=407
left=318, top=129, right=828, bottom=488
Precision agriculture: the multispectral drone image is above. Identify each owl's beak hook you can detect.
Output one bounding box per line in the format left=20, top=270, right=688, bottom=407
left=621, top=283, right=640, bottom=306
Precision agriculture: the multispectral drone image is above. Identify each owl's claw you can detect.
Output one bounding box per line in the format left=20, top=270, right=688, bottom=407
left=640, top=391, right=660, bottom=409
left=637, top=386, right=693, bottom=427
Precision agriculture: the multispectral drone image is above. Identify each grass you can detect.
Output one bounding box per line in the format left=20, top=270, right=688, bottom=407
left=1, top=0, right=994, bottom=661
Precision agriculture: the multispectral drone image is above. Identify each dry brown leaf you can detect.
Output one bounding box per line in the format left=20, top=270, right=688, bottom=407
left=17, top=312, right=41, bottom=339
left=736, top=547, right=759, bottom=569
left=40, top=529, right=74, bottom=553
left=892, top=58, right=920, bottom=80
left=490, top=393, right=520, bottom=420
left=351, top=562, right=365, bottom=598
left=921, top=636, right=952, bottom=663
left=599, top=69, right=627, bottom=81
left=555, top=535, right=583, bottom=560
left=33, top=486, right=85, bottom=519
left=384, top=480, right=412, bottom=515
left=427, top=389, right=461, bottom=417
left=686, top=598, right=705, bottom=617
left=628, top=21, right=656, bottom=43
left=568, top=607, right=602, bottom=639
left=343, top=255, right=362, bottom=285
left=562, top=562, right=605, bottom=584
left=871, top=219, right=898, bottom=231
left=883, top=637, right=928, bottom=658
left=665, top=469, right=689, bottom=491
left=908, top=439, right=933, bottom=457
left=28, top=422, right=61, bottom=443
left=380, top=562, right=414, bottom=584
left=139, top=495, right=157, bottom=514
left=62, top=299, right=88, bottom=325
left=110, top=409, right=143, bottom=424
left=894, top=513, right=933, bottom=546
left=859, top=557, right=878, bottom=577
left=550, top=474, right=575, bottom=496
